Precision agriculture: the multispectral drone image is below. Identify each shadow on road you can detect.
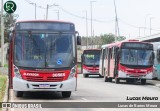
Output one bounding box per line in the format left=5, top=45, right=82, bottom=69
left=21, top=91, right=72, bottom=100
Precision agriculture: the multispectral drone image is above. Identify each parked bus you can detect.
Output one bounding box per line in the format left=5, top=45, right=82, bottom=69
left=81, top=49, right=101, bottom=77
left=152, top=42, right=160, bottom=80
left=99, top=40, right=154, bottom=84
left=8, top=20, right=81, bottom=98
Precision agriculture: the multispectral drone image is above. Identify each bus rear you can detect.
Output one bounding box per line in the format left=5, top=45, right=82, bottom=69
left=8, top=20, right=81, bottom=98
left=81, top=49, right=101, bottom=78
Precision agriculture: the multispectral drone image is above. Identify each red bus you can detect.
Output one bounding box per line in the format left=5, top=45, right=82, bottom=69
left=99, top=40, right=154, bottom=84
left=81, top=49, right=101, bottom=77
left=8, top=20, right=81, bottom=98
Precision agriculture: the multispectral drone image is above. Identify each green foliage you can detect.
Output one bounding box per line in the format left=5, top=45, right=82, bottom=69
left=0, top=13, right=17, bottom=46
left=100, top=33, right=126, bottom=45
left=81, top=33, right=126, bottom=47
left=0, top=75, right=7, bottom=102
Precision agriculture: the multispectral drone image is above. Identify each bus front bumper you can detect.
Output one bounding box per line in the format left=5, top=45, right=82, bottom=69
left=118, top=71, right=153, bottom=79
left=13, top=77, right=76, bottom=91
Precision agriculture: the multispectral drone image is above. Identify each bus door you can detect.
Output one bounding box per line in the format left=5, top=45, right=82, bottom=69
left=114, top=47, right=119, bottom=77
left=107, top=48, right=111, bottom=77
left=100, top=48, right=105, bottom=76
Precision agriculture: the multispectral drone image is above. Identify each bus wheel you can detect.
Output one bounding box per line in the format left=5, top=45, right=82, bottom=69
left=83, top=74, right=88, bottom=78
left=104, top=76, right=108, bottom=82
left=109, top=78, right=112, bottom=82
left=115, top=78, right=120, bottom=84
left=126, top=78, right=134, bottom=84
left=141, top=79, right=146, bottom=85
left=14, top=91, right=23, bottom=97
left=62, top=91, right=71, bottom=98
left=99, top=74, right=104, bottom=78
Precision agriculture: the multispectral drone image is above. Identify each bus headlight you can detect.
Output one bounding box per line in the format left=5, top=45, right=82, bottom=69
left=14, top=65, right=22, bottom=79
left=68, top=65, right=76, bottom=79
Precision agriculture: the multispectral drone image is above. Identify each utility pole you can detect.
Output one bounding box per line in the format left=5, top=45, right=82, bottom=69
left=90, top=1, right=96, bottom=48
left=1, top=0, right=4, bottom=67
left=113, top=0, right=120, bottom=42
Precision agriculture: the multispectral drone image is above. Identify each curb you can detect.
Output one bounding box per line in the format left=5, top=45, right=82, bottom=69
left=155, top=84, right=160, bottom=88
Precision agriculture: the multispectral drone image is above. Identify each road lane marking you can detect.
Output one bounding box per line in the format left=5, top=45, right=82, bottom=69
left=81, top=98, right=88, bottom=101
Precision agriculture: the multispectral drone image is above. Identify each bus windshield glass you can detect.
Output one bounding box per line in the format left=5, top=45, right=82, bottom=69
left=120, top=49, right=153, bottom=66
left=83, top=50, right=100, bottom=66
left=14, top=32, right=75, bottom=68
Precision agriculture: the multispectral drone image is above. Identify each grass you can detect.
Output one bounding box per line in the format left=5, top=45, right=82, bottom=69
left=77, top=63, right=81, bottom=68
left=0, top=75, right=7, bottom=102
left=4, top=64, right=8, bottom=68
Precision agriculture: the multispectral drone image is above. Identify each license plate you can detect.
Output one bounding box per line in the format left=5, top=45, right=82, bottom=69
left=39, top=84, right=50, bottom=88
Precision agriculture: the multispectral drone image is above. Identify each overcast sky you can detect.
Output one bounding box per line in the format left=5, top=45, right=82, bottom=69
left=3, top=0, right=160, bottom=39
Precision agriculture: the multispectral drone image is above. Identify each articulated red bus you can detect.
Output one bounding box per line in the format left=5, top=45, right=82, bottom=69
left=81, top=49, right=101, bottom=77
left=99, top=40, right=154, bottom=84
left=8, top=20, right=81, bottom=98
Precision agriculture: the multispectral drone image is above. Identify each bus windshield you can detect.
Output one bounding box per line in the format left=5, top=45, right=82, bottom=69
left=83, top=51, right=100, bottom=66
left=120, top=49, right=153, bottom=66
left=14, top=32, right=75, bottom=68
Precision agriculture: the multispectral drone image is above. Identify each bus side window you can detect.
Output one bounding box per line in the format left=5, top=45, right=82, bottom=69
left=105, top=48, right=108, bottom=59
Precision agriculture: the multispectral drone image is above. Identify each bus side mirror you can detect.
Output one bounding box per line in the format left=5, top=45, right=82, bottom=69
left=77, top=36, right=81, bottom=45
left=152, top=52, right=155, bottom=60
left=81, top=54, right=84, bottom=62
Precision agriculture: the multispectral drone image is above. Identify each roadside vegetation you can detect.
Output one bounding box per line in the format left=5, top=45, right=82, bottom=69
left=0, top=75, right=7, bottom=102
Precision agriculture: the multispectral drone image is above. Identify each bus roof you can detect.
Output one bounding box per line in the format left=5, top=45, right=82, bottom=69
left=151, top=42, right=160, bottom=50
left=101, top=39, right=150, bottom=49
left=15, top=20, right=74, bottom=24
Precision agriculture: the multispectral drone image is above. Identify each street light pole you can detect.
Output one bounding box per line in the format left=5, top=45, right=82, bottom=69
left=29, top=2, right=36, bottom=20
left=46, top=4, right=49, bottom=20
left=46, top=4, right=59, bottom=20
left=83, top=10, right=88, bottom=49
left=150, top=17, right=154, bottom=35
left=1, top=0, right=4, bottom=67
left=55, top=10, right=59, bottom=20
left=144, top=14, right=151, bottom=36
left=35, top=3, right=36, bottom=19
left=90, top=1, right=96, bottom=48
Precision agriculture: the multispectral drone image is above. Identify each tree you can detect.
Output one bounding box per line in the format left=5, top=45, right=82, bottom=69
left=0, top=13, right=17, bottom=46
left=100, top=33, right=126, bottom=45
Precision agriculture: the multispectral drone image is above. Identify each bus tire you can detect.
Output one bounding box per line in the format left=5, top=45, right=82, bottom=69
left=141, top=79, right=146, bottom=85
left=99, top=74, right=104, bottom=78
left=115, top=78, right=120, bottom=84
left=83, top=74, right=88, bottom=78
left=14, top=91, right=23, bottom=97
left=126, top=78, right=134, bottom=84
left=62, top=91, right=71, bottom=98
left=109, top=78, right=112, bottom=82
left=104, top=76, right=108, bottom=82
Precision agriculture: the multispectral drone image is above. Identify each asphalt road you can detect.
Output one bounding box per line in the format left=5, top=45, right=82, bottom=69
left=6, top=74, right=160, bottom=111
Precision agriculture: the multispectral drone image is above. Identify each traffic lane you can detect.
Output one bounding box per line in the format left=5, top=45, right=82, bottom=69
left=9, top=74, right=160, bottom=102
left=76, top=74, right=160, bottom=102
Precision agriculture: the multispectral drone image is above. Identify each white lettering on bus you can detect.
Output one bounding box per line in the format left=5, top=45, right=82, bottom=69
left=23, top=73, right=39, bottom=76
left=52, top=73, right=65, bottom=77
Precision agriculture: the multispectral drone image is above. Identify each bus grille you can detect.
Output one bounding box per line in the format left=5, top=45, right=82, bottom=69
left=25, top=76, right=64, bottom=82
